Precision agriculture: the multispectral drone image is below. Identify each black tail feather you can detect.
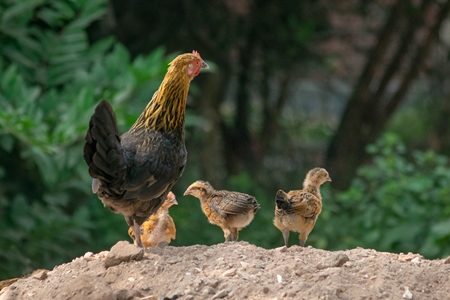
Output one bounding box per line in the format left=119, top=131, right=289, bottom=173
left=83, top=100, right=126, bottom=184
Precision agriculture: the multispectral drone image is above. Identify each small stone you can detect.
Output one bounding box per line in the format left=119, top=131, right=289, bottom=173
left=84, top=252, right=94, bottom=259
left=444, top=256, right=450, bottom=264
left=277, top=274, right=283, bottom=283
left=403, top=287, right=413, bottom=299
left=317, top=253, right=350, bottom=270
left=139, top=296, right=158, bottom=300
left=263, top=287, right=270, bottom=294
left=212, top=289, right=229, bottom=299
left=276, top=246, right=288, bottom=252
left=32, top=270, right=48, bottom=280
left=104, top=241, right=144, bottom=268
left=115, top=289, right=143, bottom=300
left=411, top=257, right=420, bottom=264
left=166, top=291, right=181, bottom=299
left=221, top=268, right=236, bottom=277
left=240, top=262, right=253, bottom=269
left=203, top=286, right=216, bottom=295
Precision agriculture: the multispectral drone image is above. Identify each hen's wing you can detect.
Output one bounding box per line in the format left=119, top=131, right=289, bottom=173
left=210, top=191, right=259, bottom=216
left=276, top=190, right=321, bottom=219
left=120, top=128, right=186, bottom=201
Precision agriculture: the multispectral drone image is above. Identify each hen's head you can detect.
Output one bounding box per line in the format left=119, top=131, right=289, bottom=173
left=183, top=180, right=214, bottom=199
left=169, top=50, right=209, bottom=79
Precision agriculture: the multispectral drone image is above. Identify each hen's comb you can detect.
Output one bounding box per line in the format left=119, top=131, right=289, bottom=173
left=192, top=50, right=201, bottom=57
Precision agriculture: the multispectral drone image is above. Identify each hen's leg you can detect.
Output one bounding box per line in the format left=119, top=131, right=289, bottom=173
left=133, top=221, right=144, bottom=248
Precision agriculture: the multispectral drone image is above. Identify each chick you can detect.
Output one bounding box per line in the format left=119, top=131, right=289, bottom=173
left=128, top=191, right=177, bottom=248
left=184, top=180, right=260, bottom=242
left=273, top=168, right=331, bottom=247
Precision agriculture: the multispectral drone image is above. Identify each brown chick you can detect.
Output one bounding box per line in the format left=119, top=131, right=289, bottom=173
left=184, top=180, right=260, bottom=242
left=273, top=168, right=331, bottom=247
left=128, top=191, right=178, bottom=248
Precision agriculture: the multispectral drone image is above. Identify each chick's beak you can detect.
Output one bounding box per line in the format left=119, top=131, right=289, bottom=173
left=171, top=198, right=178, bottom=205
left=201, top=61, right=209, bottom=69
left=183, top=189, right=190, bottom=196
left=327, top=176, right=332, bottom=182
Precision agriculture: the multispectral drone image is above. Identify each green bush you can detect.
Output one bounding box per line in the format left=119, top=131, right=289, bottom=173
left=0, top=0, right=173, bottom=279
left=317, top=133, right=450, bottom=258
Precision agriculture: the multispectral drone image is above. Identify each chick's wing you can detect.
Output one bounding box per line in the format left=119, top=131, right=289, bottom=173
left=210, top=191, right=256, bottom=216
left=285, top=191, right=321, bottom=219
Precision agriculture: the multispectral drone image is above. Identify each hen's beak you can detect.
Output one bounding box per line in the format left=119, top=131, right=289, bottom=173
left=201, top=61, right=209, bottom=69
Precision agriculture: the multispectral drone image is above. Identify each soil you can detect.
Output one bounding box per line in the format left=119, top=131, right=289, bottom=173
left=1, top=240, right=450, bottom=300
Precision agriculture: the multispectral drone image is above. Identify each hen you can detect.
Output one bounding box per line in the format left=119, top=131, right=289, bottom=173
left=128, top=191, right=177, bottom=248
left=83, top=51, right=208, bottom=247
left=273, top=168, right=331, bottom=247
left=184, top=180, right=260, bottom=242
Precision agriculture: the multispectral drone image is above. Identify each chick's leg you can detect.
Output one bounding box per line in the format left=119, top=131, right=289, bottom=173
left=231, top=228, right=239, bottom=241
left=282, top=230, right=290, bottom=247
left=299, top=231, right=309, bottom=247
left=223, top=228, right=232, bottom=242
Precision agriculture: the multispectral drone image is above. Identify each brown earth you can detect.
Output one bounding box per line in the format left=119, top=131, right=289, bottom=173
left=1, top=241, right=450, bottom=300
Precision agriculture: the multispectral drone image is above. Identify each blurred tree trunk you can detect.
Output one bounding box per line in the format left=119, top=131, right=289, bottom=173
left=326, top=0, right=450, bottom=190
left=430, top=93, right=450, bottom=153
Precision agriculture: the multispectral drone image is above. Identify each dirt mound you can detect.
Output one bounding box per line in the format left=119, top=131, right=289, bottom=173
left=1, top=241, right=449, bottom=300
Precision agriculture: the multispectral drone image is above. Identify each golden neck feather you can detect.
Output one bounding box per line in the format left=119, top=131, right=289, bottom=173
left=132, top=65, right=191, bottom=132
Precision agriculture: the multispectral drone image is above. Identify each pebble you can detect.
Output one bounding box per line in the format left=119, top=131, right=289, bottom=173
left=444, top=256, right=450, bottom=264
left=403, top=287, right=413, bottom=299
left=240, top=262, right=253, bottom=269
left=263, top=287, right=270, bottom=294
left=277, top=274, right=283, bottom=283
left=165, top=291, right=181, bottom=299
left=203, top=286, right=216, bottom=295
left=31, top=270, right=48, bottom=280
left=276, top=246, right=288, bottom=253
left=221, top=268, right=236, bottom=277
left=212, top=289, right=229, bottom=299
left=411, top=257, right=420, bottom=264
left=104, top=241, right=144, bottom=268
left=317, top=253, right=350, bottom=270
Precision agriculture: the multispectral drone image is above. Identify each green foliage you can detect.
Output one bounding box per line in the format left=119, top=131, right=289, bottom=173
left=0, top=0, right=172, bottom=279
left=318, top=133, right=450, bottom=258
